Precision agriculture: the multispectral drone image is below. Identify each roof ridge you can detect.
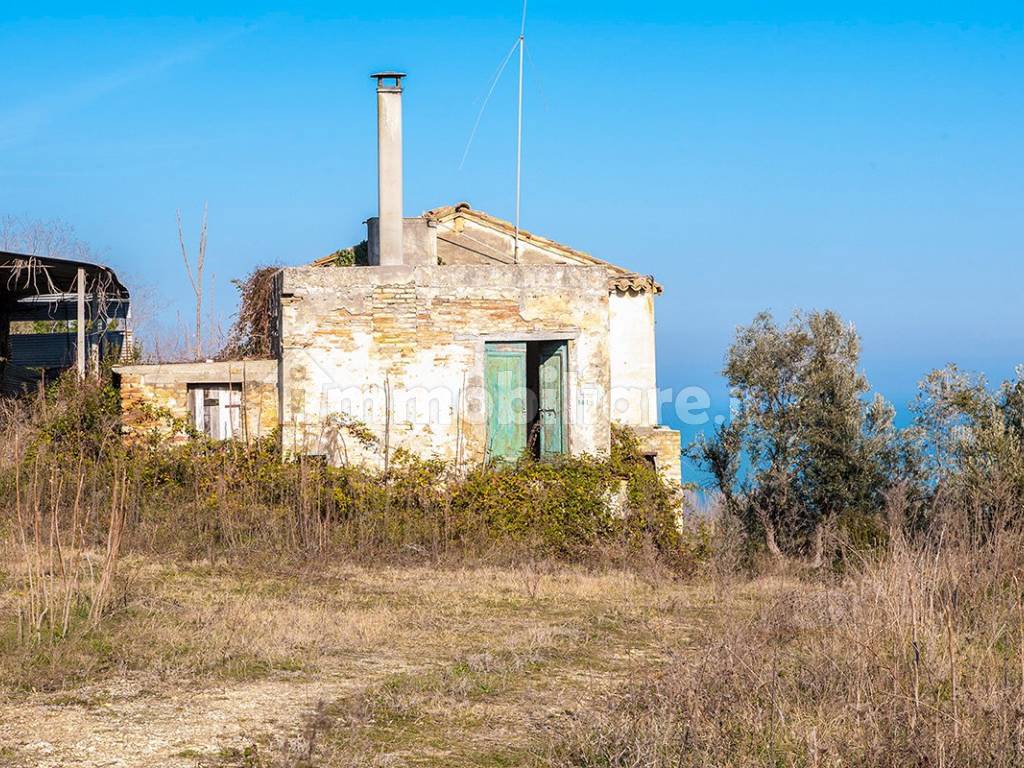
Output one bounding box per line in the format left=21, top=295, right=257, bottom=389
left=424, top=202, right=663, bottom=293
left=306, top=203, right=663, bottom=294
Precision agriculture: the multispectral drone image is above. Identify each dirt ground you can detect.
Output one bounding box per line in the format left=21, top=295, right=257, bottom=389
left=0, top=560, right=716, bottom=767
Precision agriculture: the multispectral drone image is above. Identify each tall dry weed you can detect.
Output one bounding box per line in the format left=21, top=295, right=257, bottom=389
left=1, top=373, right=689, bottom=656
left=554, top=493, right=1024, bottom=767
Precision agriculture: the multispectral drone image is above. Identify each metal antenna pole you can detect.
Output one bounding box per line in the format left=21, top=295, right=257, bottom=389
left=514, top=0, right=527, bottom=263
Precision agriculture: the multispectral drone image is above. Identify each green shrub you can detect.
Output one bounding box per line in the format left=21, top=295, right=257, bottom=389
left=1, top=374, right=690, bottom=568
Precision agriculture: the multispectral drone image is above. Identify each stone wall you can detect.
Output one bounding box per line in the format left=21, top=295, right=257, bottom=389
left=116, top=359, right=278, bottom=443
left=278, top=264, right=611, bottom=468
left=633, top=426, right=683, bottom=485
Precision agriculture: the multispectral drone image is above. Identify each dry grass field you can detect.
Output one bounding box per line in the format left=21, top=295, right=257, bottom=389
left=3, top=532, right=1023, bottom=767
left=4, top=376, right=1023, bottom=767
left=0, top=557, right=736, bottom=767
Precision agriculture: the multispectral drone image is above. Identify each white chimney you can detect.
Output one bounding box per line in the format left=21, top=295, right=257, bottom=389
left=372, top=72, right=405, bottom=266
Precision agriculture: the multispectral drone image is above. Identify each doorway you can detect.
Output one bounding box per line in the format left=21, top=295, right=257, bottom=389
left=484, top=340, right=567, bottom=462
left=188, top=383, right=242, bottom=440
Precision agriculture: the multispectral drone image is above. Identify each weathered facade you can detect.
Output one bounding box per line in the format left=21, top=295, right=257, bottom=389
left=116, top=71, right=682, bottom=482
left=421, top=202, right=663, bottom=430
left=117, top=360, right=278, bottom=443
left=278, top=197, right=679, bottom=479
left=278, top=261, right=611, bottom=466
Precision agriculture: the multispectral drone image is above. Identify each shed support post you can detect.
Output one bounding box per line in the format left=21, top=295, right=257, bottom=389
left=0, top=300, right=10, bottom=389
left=76, top=267, right=86, bottom=379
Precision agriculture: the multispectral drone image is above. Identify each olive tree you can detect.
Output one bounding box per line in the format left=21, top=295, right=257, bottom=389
left=692, top=310, right=914, bottom=565
left=913, top=364, right=1024, bottom=530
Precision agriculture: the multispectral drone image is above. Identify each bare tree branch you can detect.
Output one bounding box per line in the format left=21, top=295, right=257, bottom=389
left=176, top=206, right=207, bottom=359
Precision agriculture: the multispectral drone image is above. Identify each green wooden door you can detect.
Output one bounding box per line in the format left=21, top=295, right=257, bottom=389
left=538, top=341, right=567, bottom=457
left=485, top=342, right=528, bottom=462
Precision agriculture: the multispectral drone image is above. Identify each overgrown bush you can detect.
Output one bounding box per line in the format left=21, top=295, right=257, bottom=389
left=0, top=371, right=693, bottom=663
left=222, top=265, right=281, bottom=359
left=0, top=371, right=688, bottom=569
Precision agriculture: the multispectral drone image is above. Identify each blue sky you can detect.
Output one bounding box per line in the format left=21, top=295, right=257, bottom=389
left=2, top=2, right=1022, bottom=443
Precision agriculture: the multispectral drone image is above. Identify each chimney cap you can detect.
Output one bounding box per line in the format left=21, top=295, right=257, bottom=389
left=371, top=72, right=406, bottom=91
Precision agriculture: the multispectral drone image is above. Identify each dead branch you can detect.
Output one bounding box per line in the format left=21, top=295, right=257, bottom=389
left=177, top=205, right=207, bottom=359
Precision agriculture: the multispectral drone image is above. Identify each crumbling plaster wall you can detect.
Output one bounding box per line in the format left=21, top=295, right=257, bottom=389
left=435, top=218, right=660, bottom=429
left=278, top=264, right=611, bottom=468
left=608, top=290, right=658, bottom=428
left=116, top=359, right=278, bottom=443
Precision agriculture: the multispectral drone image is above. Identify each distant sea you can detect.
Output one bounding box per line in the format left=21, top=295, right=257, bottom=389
left=664, top=393, right=918, bottom=491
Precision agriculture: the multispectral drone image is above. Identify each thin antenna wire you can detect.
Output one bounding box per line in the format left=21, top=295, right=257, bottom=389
left=459, top=38, right=521, bottom=171
left=513, top=0, right=527, bottom=263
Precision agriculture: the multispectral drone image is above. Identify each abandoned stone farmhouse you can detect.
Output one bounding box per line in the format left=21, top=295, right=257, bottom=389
left=116, top=73, right=682, bottom=481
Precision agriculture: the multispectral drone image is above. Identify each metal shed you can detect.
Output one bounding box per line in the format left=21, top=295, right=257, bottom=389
left=0, top=251, right=130, bottom=394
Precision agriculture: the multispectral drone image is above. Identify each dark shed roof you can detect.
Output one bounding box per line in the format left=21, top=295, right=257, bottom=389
left=0, top=251, right=130, bottom=321
left=1, top=251, right=131, bottom=394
